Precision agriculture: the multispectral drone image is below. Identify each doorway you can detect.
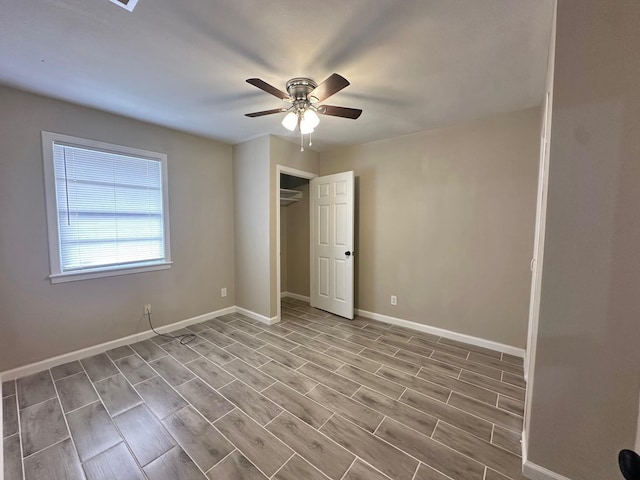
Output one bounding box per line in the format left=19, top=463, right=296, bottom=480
left=276, top=166, right=317, bottom=322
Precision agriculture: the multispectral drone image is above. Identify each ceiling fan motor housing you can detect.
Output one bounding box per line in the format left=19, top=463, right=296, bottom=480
left=286, top=78, right=327, bottom=115
left=286, top=77, right=318, bottom=102
left=286, top=78, right=324, bottom=114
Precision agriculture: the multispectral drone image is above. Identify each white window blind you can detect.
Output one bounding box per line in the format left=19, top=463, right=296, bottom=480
left=42, top=132, right=171, bottom=282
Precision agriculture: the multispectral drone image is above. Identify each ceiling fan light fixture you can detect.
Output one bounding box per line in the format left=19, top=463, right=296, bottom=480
left=281, top=111, right=298, bottom=131
left=245, top=74, right=362, bottom=146
left=302, top=109, right=320, bottom=129
left=299, top=118, right=315, bottom=135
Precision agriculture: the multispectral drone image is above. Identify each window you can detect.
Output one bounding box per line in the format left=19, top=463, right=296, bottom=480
left=42, top=132, right=171, bottom=283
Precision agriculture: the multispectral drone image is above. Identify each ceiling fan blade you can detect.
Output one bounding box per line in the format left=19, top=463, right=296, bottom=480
left=245, top=108, right=287, bottom=118
left=319, top=105, right=363, bottom=119
left=246, top=78, right=289, bottom=100
left=308, top=73, right=350, bottom=102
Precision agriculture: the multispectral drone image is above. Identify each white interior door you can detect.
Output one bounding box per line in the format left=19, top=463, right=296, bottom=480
left=310, top=171, right=354, bottom=319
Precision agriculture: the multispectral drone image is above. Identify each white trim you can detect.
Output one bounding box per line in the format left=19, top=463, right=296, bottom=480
left=109, top=0, right=139, bottom=12
left=355, top=309, right=525, bottom=358
left=523, top=461, right=573, bottom=480
left=523, top=2, right=557, bottom=462
left=50, top=261, right=172, bottom=283
left=277, top=165, right=318, bottom=180
left=235, top=307, right=279, bottom=325
left=0, top=306, right=234, bottom=381
left=41, top=131, right=172, bottom=284
left=281, top=292, right=311, bottom=302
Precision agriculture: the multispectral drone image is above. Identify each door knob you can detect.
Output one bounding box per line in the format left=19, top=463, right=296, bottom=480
left=345, top=251, right=352, bottom=257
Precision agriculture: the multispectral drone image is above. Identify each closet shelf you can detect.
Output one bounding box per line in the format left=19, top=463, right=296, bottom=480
left=280, top=188, right=302, bottom=206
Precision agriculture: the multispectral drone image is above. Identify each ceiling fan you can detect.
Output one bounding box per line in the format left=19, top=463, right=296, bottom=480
left=244, top=73, right=362, bottom=141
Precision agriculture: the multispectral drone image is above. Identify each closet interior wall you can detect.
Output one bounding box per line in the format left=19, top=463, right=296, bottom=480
left=280, top=174, right=310, bottom=300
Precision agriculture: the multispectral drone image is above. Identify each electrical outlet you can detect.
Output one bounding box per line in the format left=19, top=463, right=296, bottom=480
left=390, top=295, right=397, bottom=306
left=144, top=304, right=151, bottom=314
left=221, top=288, right=227, bottom=298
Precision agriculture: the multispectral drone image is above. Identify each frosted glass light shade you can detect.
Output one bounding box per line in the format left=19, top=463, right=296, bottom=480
left=303, top=109, right=320, bottom=128
left=299, top=109, right=319, bottom=134
left=281, top=111, right=298, bottom=131
left=299, top=120, right=314, bottom=134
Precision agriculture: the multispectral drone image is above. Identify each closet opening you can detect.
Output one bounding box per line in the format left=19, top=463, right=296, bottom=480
left=276, top=166, right=317, bottom=322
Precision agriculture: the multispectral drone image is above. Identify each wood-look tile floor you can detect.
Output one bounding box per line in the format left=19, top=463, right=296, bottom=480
left=2, top=298, right=526, bottom=480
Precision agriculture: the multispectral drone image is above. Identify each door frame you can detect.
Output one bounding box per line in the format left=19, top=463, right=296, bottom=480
left=522, top=90, right=554, bottom=463
left=522, top=1, right=556, bottom=461
left=276, top=165, right=317, bottom=322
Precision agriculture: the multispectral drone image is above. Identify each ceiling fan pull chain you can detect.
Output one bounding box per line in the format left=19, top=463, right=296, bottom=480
left=309, top=132, right=313, bottom=147
left=300, top=130, right=304, bottom=152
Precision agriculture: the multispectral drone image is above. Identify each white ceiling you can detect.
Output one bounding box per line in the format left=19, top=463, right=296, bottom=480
left=0, top=0, right=554, bottom=151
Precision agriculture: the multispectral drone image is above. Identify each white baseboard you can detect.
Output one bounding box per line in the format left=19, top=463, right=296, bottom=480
left=355, top=309, right=525, bottom=358
left=235, top=307, right=279, bottom=325
left=523, top=461, right=573, bottom=480
left=281, top=292, right=311, bottom=302
left=0, top=306, right=235, bottom=381
left=0, top=303, right=522, bottom=384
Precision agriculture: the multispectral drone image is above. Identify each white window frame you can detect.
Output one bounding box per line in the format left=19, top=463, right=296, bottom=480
left=42, top=131, right=172, bottom=283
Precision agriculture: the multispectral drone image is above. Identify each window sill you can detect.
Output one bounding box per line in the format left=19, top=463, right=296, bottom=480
left=49, top=261, right=173, bottom=284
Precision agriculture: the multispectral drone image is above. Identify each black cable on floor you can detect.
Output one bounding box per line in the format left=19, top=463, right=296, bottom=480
left=147, top=311, right=196, bottom=345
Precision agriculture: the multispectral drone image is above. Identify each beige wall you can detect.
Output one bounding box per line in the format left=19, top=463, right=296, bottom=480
left=284, top=183, right=311, bottom=297
left=234, top=135, right=318, bottom=320
left=269, top=137, right=319, bottom=316
left=320, top=108, right=540, bottom=348
left=527, top=1, right=640, bottom=478
left=233, top=136, right=271, bottom=319
left=0, top=86, right=235, bottom=372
